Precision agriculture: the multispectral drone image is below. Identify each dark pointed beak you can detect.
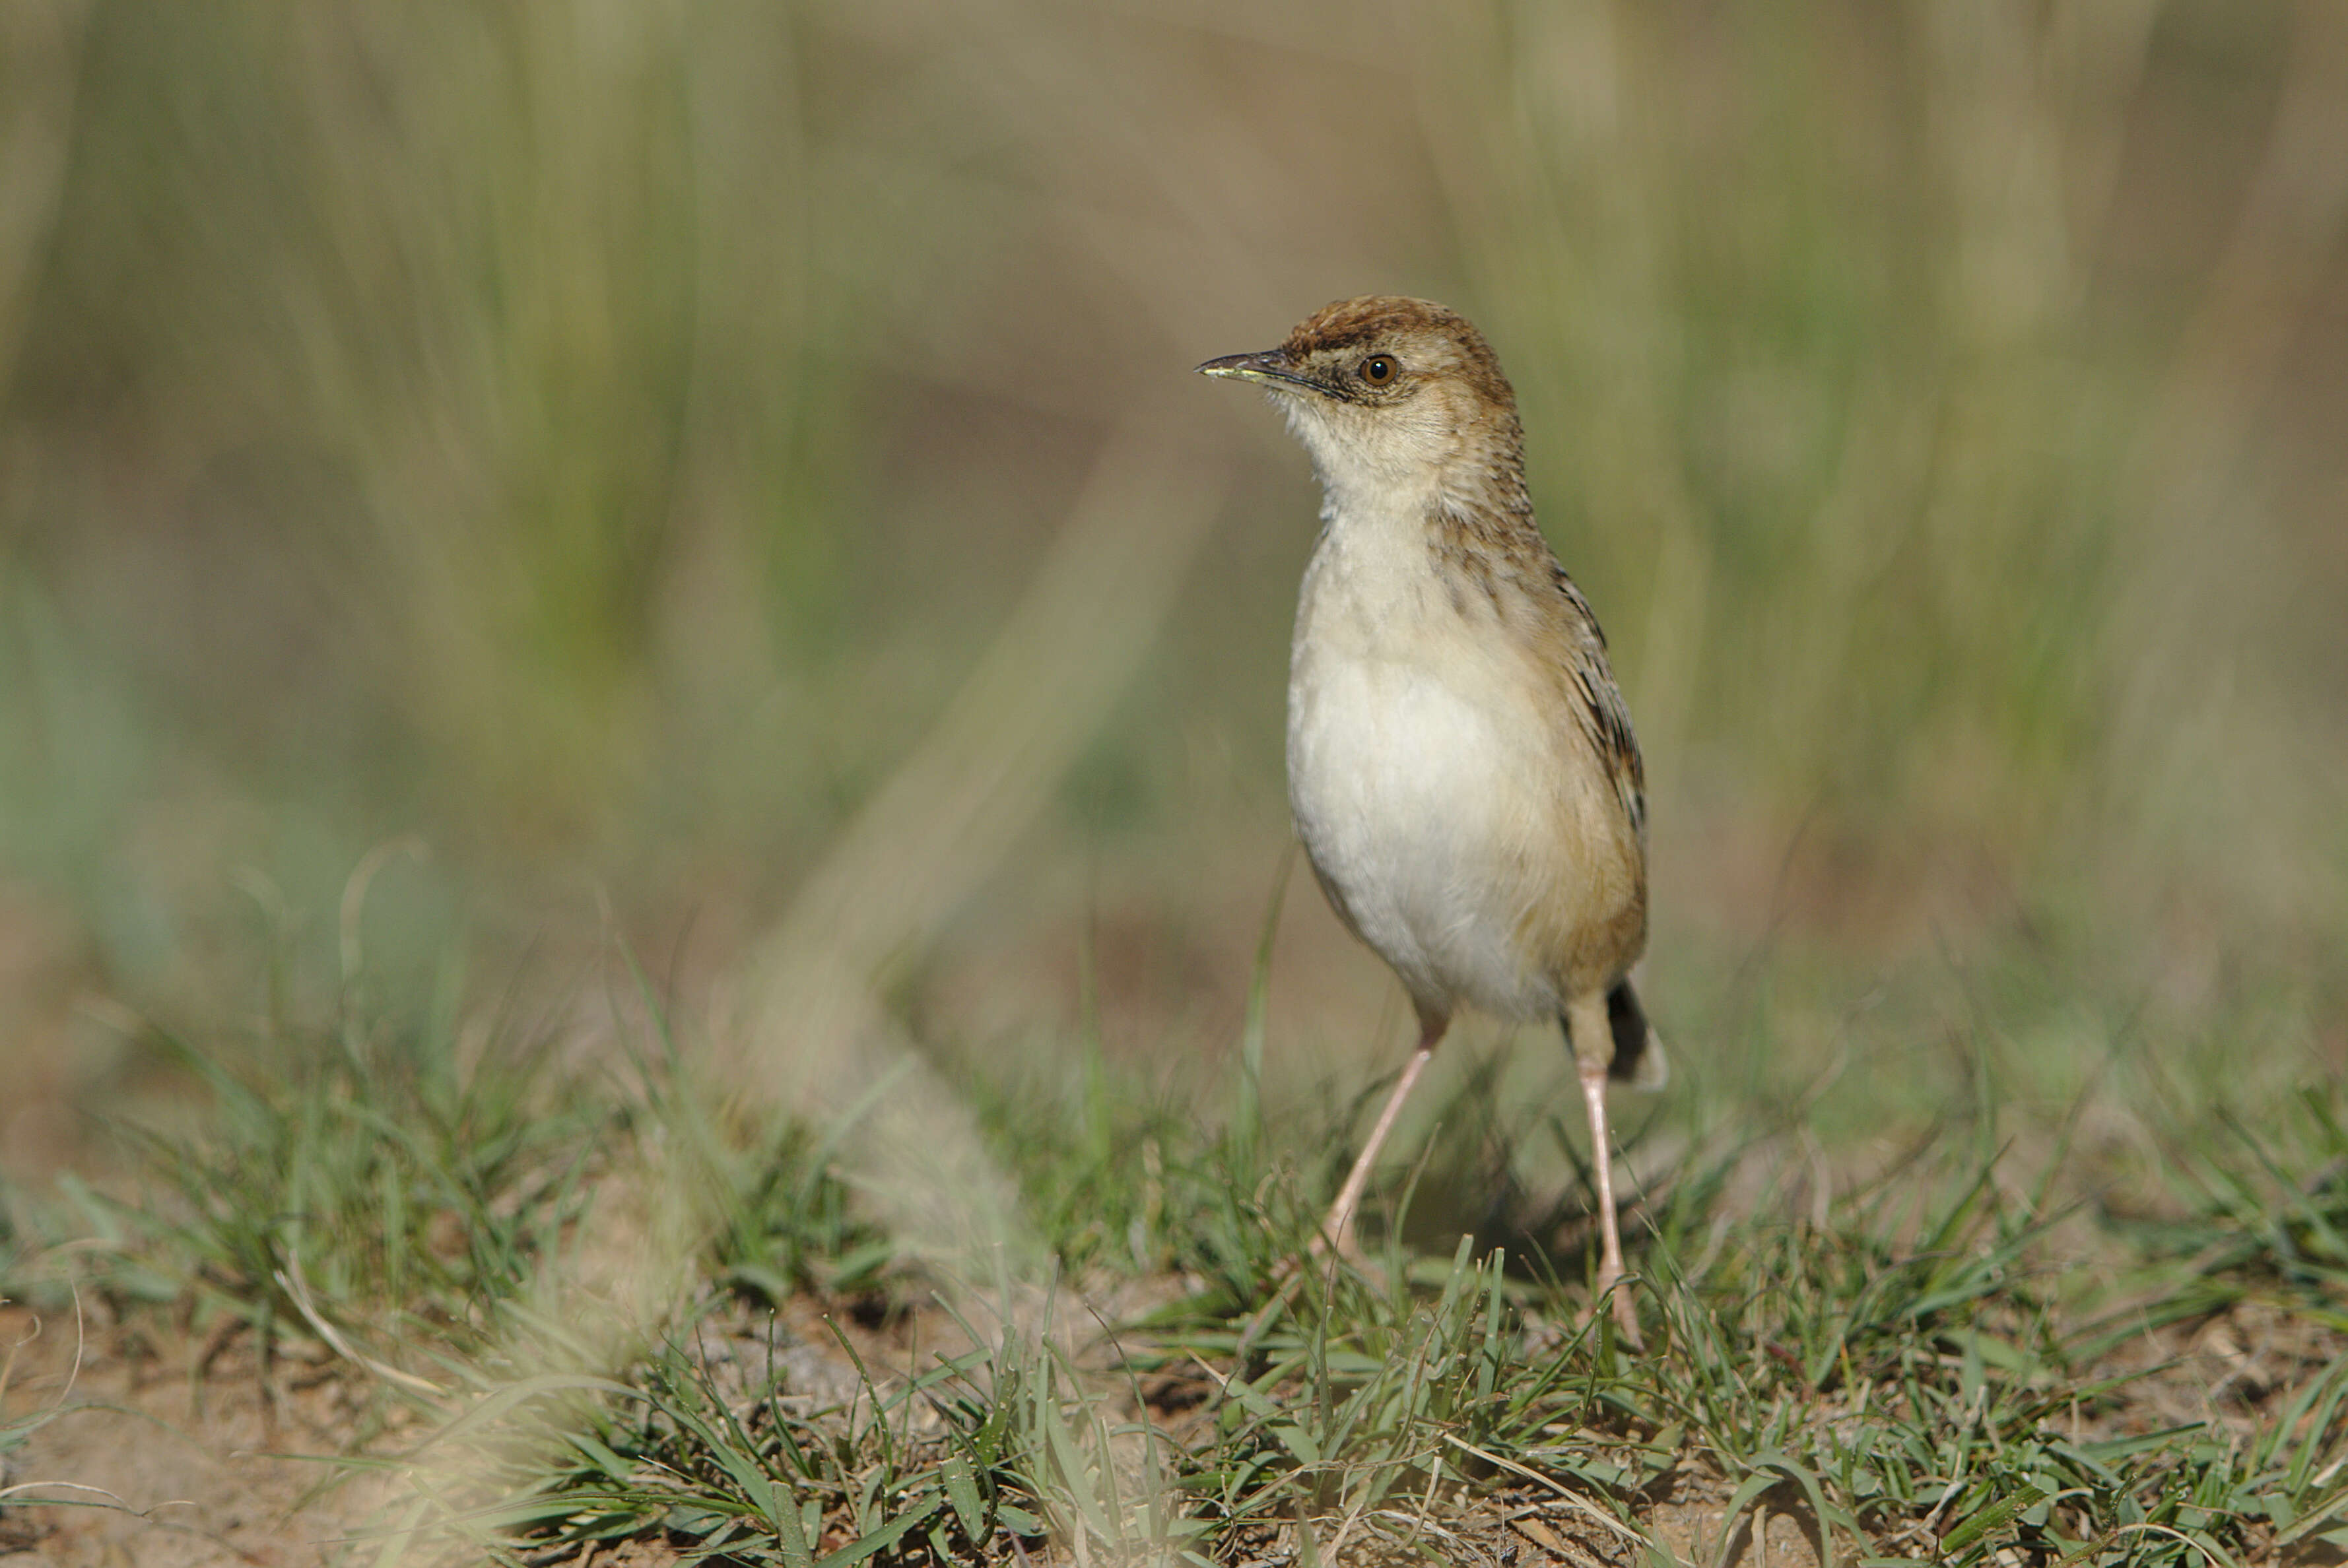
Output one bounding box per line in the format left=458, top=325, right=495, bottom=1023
left=1195, top=348, right=1324, bottom=395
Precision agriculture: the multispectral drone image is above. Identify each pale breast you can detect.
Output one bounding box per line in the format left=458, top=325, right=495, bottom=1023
left=1285, top=525, right=1641, bottom=1023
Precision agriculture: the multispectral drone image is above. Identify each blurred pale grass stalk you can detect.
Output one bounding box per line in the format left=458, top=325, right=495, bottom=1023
left=190, top=3, right=844, bottom=852
left=2105, top=0, right=2348, bottom=923
left=389, top=407, right=1229, bottom=1550
left=281, top=5, right=714, bottom=832
left=2133, top=0, right=2348, bottom=520
left=723, top=407, right=1222, bottom=1284
left=0, top=0, right=84, bottom=407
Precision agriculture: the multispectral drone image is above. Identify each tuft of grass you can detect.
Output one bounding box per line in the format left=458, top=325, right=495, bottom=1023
left=2074, top=1082, right=2348, bottom=1361
left=414, top=1293, right=1191, bottom=1567
left=106, top=1017, right=605, bottom=1377
left=620, top=980, right=898, bottom=1309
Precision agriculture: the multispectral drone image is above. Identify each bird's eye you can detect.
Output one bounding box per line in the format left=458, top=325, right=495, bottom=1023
left=1361, top=355, right=1396, bottom=385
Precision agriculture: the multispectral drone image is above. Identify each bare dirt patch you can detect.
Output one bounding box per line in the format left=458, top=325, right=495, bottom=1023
left=0, top=1303, right=410, bottom=1567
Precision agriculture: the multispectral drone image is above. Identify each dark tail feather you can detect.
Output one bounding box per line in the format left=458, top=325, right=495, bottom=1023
left=1602, top=979, right=1669, bottom=1090
left=1605, top=981, right=1648, bottom=1080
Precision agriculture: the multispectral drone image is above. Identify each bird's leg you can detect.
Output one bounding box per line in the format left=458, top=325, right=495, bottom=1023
left=1576, top=1051, right=1642, bottom=1344
left=1568, top=993, right=1642, bottom=1348
left=1314, top=1017, right=1445, bottom=1261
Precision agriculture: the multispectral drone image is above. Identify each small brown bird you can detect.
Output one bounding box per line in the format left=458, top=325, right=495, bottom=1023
left=1199, top=296, right=1662, bottom=1340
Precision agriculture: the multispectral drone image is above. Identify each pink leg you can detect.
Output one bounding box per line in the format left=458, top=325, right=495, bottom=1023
left=1568, top=993, right=1642, bottom=1347
left=1314, top=1018, right=1445, bottom=1260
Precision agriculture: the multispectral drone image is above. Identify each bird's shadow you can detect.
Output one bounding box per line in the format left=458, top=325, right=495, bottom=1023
left=1350, top=1043, right=1706, bottom=1288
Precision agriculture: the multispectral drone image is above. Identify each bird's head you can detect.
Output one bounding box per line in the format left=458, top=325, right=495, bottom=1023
left=1196, top=295, right=1524, bottom=505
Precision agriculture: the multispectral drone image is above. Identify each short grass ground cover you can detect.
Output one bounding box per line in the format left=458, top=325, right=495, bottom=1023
left=5, top=962, right=2347, bottom=1568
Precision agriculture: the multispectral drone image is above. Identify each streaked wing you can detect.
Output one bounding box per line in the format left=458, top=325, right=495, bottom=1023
left=1551, top=566, right=1646, bottom=840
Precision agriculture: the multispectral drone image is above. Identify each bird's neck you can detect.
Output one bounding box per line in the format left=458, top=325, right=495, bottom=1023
left=1313, top=447, right=1544, bottom=571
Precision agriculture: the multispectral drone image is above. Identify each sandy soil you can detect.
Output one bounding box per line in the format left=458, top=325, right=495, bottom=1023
left=0, top=1301, right=412, bottom=1567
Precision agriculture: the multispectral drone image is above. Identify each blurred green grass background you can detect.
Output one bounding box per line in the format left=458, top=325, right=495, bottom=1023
left=1, top=0, right=2343, bottom=1189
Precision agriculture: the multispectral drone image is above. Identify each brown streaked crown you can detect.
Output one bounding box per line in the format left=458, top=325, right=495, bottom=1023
left=1283, top=295, right=1518, bottom=412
